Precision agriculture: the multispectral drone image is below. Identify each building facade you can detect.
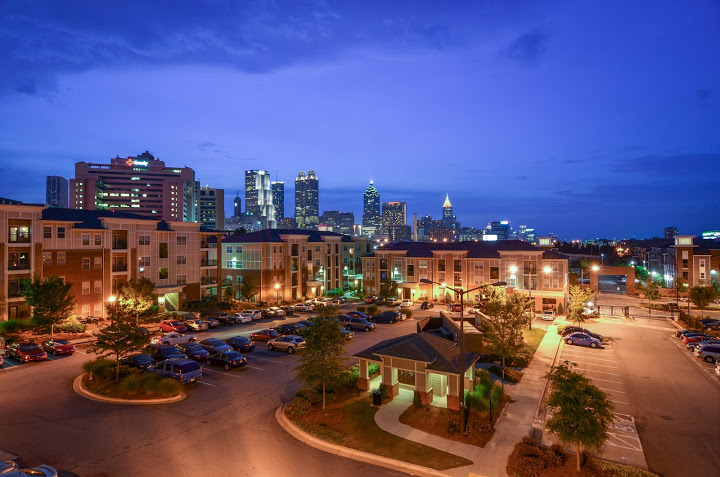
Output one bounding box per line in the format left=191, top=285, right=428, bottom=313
left=198, top=186, right=225, bottom=229
left=362, top=181, right=381, bottom=237
left=294, top=171, right=319, bottom=230
left=271, top=181, right=285, bottom=223
left=46, top=175, right=69, bottom=208
left=245, top=170, right=276, bottom=229
left=0, top=204, right=208, bottom=322
left=320, top=210, right=355, bottom=235
left=363, top=241, right=568, bottom=312
left=382, top=201, right=407, bottom=233
left=71, top=151, right=197, bottom=222
left=674, top=235, right=720, bottom=287
left=441, top=194, right=457, bottom=229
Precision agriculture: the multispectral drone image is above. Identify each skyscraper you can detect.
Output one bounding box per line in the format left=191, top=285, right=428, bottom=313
left=664, top=226, right=678, bottom=240
left=362, top=181, right=381, bottom=236
left=442, top=194, right=457, bottom=229
left=233, top=193, right=242, bottom=217
left=46, top=175, right=68, bottom=208
left=294, top=170, right=319, bottom=229
left=245, top=170, right=276, bottom=229
left=198, top=186, right=225, bottom=229
left=271, top=181, right=285, bottom=223
left=381, top=201, right=407, bottom=232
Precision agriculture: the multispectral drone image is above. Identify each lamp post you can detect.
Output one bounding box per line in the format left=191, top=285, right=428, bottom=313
left=420, top=278, right=506, bottom=435
left=274, top=282, right=280, bottom=305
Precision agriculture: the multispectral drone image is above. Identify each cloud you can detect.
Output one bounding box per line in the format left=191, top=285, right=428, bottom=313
left=505, top=31, right=549, bottom=64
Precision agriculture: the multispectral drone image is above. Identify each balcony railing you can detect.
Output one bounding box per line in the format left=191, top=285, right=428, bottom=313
left=201, top=277, right=218, bottom=285
left=112, top=239, right=128, bottom=250
left=201, top=259, right=218, bottom=266
left=9, top=236, right=31, bottom=244
left=8, top=261, right=31, bottom=271
left=112, top=264, right=128, bottom=272
left=200, top=241, right=217, bottom=249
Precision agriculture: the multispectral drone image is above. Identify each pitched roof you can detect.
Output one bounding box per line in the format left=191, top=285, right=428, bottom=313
left=223, top=228, right=354, bottom=243
left=372, top=240, right=567, bottom=259
left=41, top=208, right=169, bottom=230
left=354, top=332, right=479, bottom=374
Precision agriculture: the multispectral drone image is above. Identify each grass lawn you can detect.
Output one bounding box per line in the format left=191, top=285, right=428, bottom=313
left=290, top=397, right=473, bottom=470
left=399, top=404, right=504, bottom=448
left=523, top=327, right=546, bottom=357
left=82, top=374, right=182, bottom=400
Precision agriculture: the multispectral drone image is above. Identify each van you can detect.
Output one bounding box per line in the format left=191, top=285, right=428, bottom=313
left=149, top=358, right=202, bottom=383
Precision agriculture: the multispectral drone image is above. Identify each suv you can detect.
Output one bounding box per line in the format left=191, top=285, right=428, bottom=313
left=149, top=358, right=202, bottom=383
left=145, top=344, right=188, bottom=362
left=275, top=323, right=305, bottom=335
left=371, top=311, right=402, bottom=324
left=541, top=310, right=555, bottom=321
left=344, top=317, right=376, bottom=332
left=694, top=344, right=720, bottom=363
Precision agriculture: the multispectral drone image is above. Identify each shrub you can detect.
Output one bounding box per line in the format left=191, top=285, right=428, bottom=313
left=0, top=319, right=31, bottom=334
left=83, top=359, right=115, bottom=379
left=356, top=306, right=366, bottom=313
left=297, top=387, right=322, bottom=405
left=120, top=373, right=153, bottom=394
left=55, top=320, right=87, bottom=334
left=378, top=383, right=388, bottom=400
left=475, top=368, right=493, bottom=391
left=556, top=324, right=567, bottom=335
left=368, top=363, right=380, bottom=376
left=285, top=397, right=312, bottom=416
left=366, top=305, right=378, bottom=315
left=400, top=308, right=413, bottom=319
left=490, top=385, right=504, bottom=411
left=557, top=303, right=564, bottom=315
left=490, top=365, right=522, bottom=384
left=152, top=377, right=183, bottom=395
left=413, top=391, right=423, bottom=408
left=465, top=388, right=489, bottom=413
left=547, top=444, right=566, bottom=467
left=510, top=349, right=531, bottom=368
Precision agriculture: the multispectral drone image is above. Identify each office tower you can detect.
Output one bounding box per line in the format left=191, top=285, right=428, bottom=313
left=280, top=217, right=297, bottom=229
left=198, top=186, right=225, bottom=229
left=487, top=220, right=510, bottom=240
left=320, top=211, right=355, bottom=235
left=382, top=201, right=407, bottom=233
left=388, top=225, right=412, bottom=242
left=46, top=175, right=69, bottom=208
left=245, top=170, right=276, bottom=229
left=294, top=170, right=319, bottom=229
left=71, top=151, right=197, bottom=222
left=442, top=194, right=457, bottom=229
left=362, top=181, right=381, bottom=237
left=271, top=181, right=285, bottom=223
left=233, top=193, right=242, bottom=217
left=664, top=226, right=678, bottom=240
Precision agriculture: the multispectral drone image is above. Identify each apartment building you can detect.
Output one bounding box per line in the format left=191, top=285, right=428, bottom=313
left=0, top=204, right=206, bottom=322
left=363, top=240, right=568, bottom=312
left=674, top=235, right=720, bottom=287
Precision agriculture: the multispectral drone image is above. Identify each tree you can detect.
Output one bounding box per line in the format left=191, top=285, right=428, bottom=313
left=688, top=285, right=718, bottom=318
left=480, top=293, right=526, bottom=391
left=240, top=276, right=259, bottom=301
left=223, top=285, right=234, bottom=301
left=379, top=280, right=398, bottom=300
left=644, top=279, right=660, bottom=303
left=545, top=362, right=615, bottom=471
left=294, top=306, right=349, bottom=409
left=567, top=285, right=594, bottom=325
left=20, top=275, right=77, bottom=336
left=93, top=300, right=148, bottom=381
left=119, top=278, right=155, bottom=326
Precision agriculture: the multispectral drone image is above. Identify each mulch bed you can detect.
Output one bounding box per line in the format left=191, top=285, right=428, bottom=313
left=81, top=375, right=180, bottom=400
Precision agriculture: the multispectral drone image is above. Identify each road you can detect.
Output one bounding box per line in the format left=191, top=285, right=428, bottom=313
left=0, top=306, right=430, bottom=477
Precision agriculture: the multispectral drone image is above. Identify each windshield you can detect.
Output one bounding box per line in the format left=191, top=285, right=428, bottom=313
left=136, top=355, right=154, bottom=364
left=171, top=321, right=183, bottom=326
left=19, top=344, right=41, bottom=352
left=186, top=343, right=202, bottom=351
left=178, top=362, right=201, bottom=372
left=54, top=339, right=70, bottom=344
left=206, top=339, right=222, bottom=345
left=224, top=351, right=242, bottom=359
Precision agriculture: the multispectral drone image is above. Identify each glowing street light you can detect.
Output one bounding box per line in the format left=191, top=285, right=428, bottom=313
left=274, top=282, right=280, bottom=305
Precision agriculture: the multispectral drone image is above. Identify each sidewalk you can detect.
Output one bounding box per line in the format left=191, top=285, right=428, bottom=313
left=373, top=328, right=562, bottom=477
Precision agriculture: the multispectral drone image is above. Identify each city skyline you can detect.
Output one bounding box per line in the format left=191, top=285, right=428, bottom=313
left=1, top=1, right=719, bottom=238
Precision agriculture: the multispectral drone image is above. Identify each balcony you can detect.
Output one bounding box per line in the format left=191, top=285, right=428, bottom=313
left=8, top=260, right=30, bottom=271
left=201, top=259, right=217, bottom=267
left=112, top=239, right=128, bottom=250
left=112, top=263, right=128, bottom=272
left=200, top=241, right=217, bottom=249
left=201, top=277, right=218, bottom=285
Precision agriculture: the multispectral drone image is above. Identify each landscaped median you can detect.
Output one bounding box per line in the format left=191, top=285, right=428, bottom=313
left=278, top=388, right=472, bottom=474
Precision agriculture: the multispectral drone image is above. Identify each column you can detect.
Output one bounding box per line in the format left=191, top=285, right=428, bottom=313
left=414, top=370, right=434, bottom=405
left=358, top=359, right=370, bottom=391
left=447, top=373, right=460, bottom=411
left=381, top=362, right=399, bottom=398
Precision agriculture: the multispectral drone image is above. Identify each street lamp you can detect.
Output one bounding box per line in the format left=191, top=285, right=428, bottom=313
left=274, top=282, right=280, bottom=305
left=420, top=278, right=506, bottom=435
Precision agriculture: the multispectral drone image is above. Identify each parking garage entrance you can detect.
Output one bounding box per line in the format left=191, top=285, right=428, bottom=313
left=590, top=266, right=635, bottom=295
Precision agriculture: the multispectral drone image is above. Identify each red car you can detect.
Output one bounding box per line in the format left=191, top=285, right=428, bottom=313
left=43, top=338, right=75, bottom=356
left=683, top=335, right=713, bottom=345
left=6, top=342, right=48, bottom=363
left=364, top=296, right=377, bottom=304
left=159, top=320, right=188, bottom=333
left=249, top=329, right=280, bottom=342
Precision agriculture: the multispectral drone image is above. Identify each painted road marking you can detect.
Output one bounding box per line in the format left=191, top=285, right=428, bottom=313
left=248, top=356, right=284, bottom=363
left=586, top=377, right=624, bottom=385
left=202, top=367, right=252, bottom=378
left=246, top=366, right=264, bottom=370
left=598, top=387, right=627, bottom=394
left=561, top=360, right=619, bottom=369
left=561, top=353, right=618, bottom=363
left=574, top=368, right=623, bottom=377
left=197, top=380, right=216, bottom=387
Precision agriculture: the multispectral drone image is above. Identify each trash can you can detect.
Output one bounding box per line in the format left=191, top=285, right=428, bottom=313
left=372, top=389, right=382, bottom=406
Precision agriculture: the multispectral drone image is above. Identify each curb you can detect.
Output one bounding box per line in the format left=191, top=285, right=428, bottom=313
left=275, top=406, right=448, bottom=477
left=73, top=374, right=186, bottom=405
left=667, top=318, right=684, bottom=331
left=530, top=332, right=564, bottom=440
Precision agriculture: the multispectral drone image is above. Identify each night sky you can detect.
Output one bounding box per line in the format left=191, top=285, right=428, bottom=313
left=1, top=1, right=718, bottom=239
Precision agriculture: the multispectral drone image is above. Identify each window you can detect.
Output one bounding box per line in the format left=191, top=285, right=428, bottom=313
left=82, top=234, right=90, bottom=246
left=159, top=268, right=169, bottom=279
left=57, top=252, right=66, bottom=264
left=82, top=305, right=90, bottom=317
left=57, top=226, right=66, bottom=239
left=139, top=235, right=151, bottom=246
left=419, top=261, right=427, bottom=269
left=407, top=265, right=415, bottom=276
left=94, top=303, right=103, bottom=316
left=177, top=235, right=187, bottom=246
left=82, top=282, right=90, bottom=294
left=177, top=255, right=187, bottom=265
left=379, top=259, right=388, bottom=270
left=474, top=262, right=484, bottom=270
left=94, top=280, right=102, bottom=293
left=226, top=260, right=234, bottom=268
left=9, top=225, right=30, bottom=243
left=682, top=259, right=689, bottom=269
left=438, top=260, right=446, bottom=271
left=273, top=246, right=277, bottom=253
left=159, top=243, right=168, bottom=258
left=524, top=262, right=537, bottom=274
left=177, top=274, right=187, bottom=285
left=235, top=245, right=242, bottom=253
left=44, top=227, right=52, bottom=239
left=95, top=235, right=102, bottom=246
left=227, top=245, right=233, bottom=253
left=490, top=267, right=499, bottom=280
left=43, top=252, right=52, bottom=264
left=94, top=257, right=102, bottom=270
left=82, top=258, right=90, bottom=270
left=236, top=276, right=243, bottom=284
left=139, top=256, right=150, bottom=267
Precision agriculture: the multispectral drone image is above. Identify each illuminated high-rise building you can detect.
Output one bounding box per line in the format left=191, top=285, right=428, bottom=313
left=382, top=201, right=407, bottom=232
left=245, top=170, right=276, bottom=229
left=272, top=181, right=285, bottom=223
left=362, top=181, right=381, bottom=236
left=294, top=171, right=319, bottom=229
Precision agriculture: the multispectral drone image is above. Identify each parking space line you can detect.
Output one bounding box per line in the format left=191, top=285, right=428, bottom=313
left=197, top=380, right=216, bottom=387
left=609, top=399, right=631, bottom=405
left=574, top=368, right=623, bottom=377
left=202, top=368, right=248, bottom=379
left=587, top=377, right=624, bottom=384
left=562, top=360, right=619, bottom=369
left=248, top=356, right=283, bottom=363
left=561, top=353, right=617, bottom=363
left=598, top=387, right=626, bottom=394
left=246, top=365, right=263, bottom=370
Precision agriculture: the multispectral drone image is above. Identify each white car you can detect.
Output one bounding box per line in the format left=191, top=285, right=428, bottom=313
left=246, top=310, right=262, bottom=320
left=151, top=332, right=196, bottom=346
left=541, top=310, right=556, bottom=321
left=294, top=303, right=313, bottom=312
left=231, top=313, right=253, bottom=324
left=184, top=319, right=209, bottom=331
left=399, top=299, right=413, bottom=307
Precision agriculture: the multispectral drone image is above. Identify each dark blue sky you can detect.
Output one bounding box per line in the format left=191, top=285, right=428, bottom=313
left=1, top=1, right=719, bottom=239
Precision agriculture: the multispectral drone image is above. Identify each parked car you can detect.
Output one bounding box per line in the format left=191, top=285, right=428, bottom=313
left=205, top=317, right=220, bottom=328
left=0, top=464, right=58, bottom=477
left=683, top=334, right=713, bottom=345
left=275, top=323, right=306, bottom=335
left=149, top=358, right=202, bottom=383
left=230, top=313, right=253, bottom=324
left=425, top=327, right=453, bottom=340
left=246, top=310, right=262, bottom=320
left=698, top=318, right=719, bottom=326
left=344, top=316, right=376, bottom=332
left=43, top=338, right=75, bottom=356
left=261, top=309, right=275, bottom=318
left=159, top=320, right=188, bottom=333
left=249, top=329, right=280, bottom=342
left=371, top=311, right=402, bottom=324
left=151, top=332, right=196, bottom=346
left=675, top=329, right=701, bottom=338
left=541, top=310, right=556, bottom=321
left=225, top=336, right=256, bottom=352
left=449, top=303, right=463, bottom=312
left=121, top=353, right=156, bottom=369
left=267, top=335, right=306, bottom=353
left=716, top=360, right=720, bottom=376
left=294, top=303, right=313, bottom=312
left=184, top=319, right=209, bottom=331
left=364, top=296, right=377, bottom=304
left=693, top=344, right=720, bottom=363
left=564, top=332, right=603, bottom=348
left=560, top=326, right=603, bottom=341
left=177, top=342, right=211, bottom=361
left=687, top=339, right=720, bottom=351
left=705, top=321, right=720, bottom=331
left=198, top=338, right=233, bottom=354
left=6, top=342, right=48, bottom=363
left=268, top=306, right=286, bottom=316
left=0, top=355, right=3, bottom=367
left=665, top=302, right=681, bottom=312
left=420, top=301, right=434, bottom=310
left=282, top=306, right=295, bottom=315
left=347, top=311, right=370, bottom=320
left=399, top=299, right=413, bottom=307
left=215, top=315, right=235, bottom=326
left=206, top=351, right=248, bottom=370
left=341, top=329, right=355, bottom=340
left=145, top=344, right=188, bottom=362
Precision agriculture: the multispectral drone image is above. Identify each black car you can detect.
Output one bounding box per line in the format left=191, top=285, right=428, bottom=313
left=675, top=328, right=701, bottom=338
left=207, top=351, right=247, bottom=370
left=275, top=323, right=305, bottom=335
left=425, top=327, right=453, bottom=340
left=215, top=315, right=235, bottom=326
left=699, top=318, right=719, bottom=325
left=282, top=306, right=295, bottom=315
left=371, top=311, right=402, bottom=324
left=560, top=326, right=604, bottom=341
left=145, top=344, right=188, bottom=362
left=347, top=311, right=370, bottom=320
left=177, top=342, right=211, bottom=361
left=420, top=301, right=434, bottom=310
left=225, top=336, right=256, bottom=352
left=121, top=354, right=156, bottom=369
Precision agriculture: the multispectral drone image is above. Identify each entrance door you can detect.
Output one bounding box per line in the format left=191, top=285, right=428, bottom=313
left=398, top=369, right=415, bottom=386
left=8, top=306, right=18, bottom=320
